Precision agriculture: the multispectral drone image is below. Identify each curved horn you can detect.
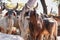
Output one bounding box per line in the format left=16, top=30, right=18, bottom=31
left=3, top=3, right=10, bottom=10
left=2, top=3, right=5, bottom=10
left=13, top=3, right=18, bottom=10
left=3, top=3, right=18, bottom=10
left=26, top=3, right=38, bottom=10
left=33, top=3, right=38, bottom=9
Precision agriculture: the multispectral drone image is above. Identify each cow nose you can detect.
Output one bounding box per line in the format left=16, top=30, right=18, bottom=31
left=27, top=18, right=30, bottom=20
left=17, top=16, right=19, bottom=18
left=8, top=15, right=11, bottom=18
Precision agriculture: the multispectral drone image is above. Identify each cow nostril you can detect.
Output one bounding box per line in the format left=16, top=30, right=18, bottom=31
left=17, top=17, right=19, bottom=18
left=27, top=18, right=30, bottom=20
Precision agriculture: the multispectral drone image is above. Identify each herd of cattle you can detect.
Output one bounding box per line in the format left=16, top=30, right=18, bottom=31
left=0, top=3, right=59, bottom=40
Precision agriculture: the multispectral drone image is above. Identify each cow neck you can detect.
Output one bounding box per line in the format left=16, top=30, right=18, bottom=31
left=29, top=11, right=38, bottom=27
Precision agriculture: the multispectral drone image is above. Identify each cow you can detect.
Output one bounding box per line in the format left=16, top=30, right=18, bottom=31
left=15, top=9, right=30, bottom=40
left=26, top=5, right=58, bottom=40
left=36, top=14, right=58, bottom=40
left=25, top=3, right=48, bottom=40
left=14, top=10, right=23, bottom=35
left=25, top=3, right=43, bottom=40
left=0, top=3, right=18, bottom=34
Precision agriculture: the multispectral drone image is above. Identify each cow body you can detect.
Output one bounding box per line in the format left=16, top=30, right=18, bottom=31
left=28, top=9, right=42, bottom=40
left=0, top=16, right=8, bottom=33
left=0, top=8, right=17, bottom=34
left=0, top=3, right=18, bottom=34
left=29, top=11, right=58, bottom=40
left=42, top=18, right=58, bottom=40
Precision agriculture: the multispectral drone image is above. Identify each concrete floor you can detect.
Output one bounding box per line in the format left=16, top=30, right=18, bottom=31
left=57, top=37, right=60, bottom=40
left=0, top=32, right=60, bottom=40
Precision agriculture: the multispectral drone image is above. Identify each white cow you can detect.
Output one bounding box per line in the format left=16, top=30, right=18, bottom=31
left=0, top=9, right=16, bottom=34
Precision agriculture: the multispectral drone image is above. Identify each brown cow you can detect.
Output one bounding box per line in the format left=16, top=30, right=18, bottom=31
left=27, top=3, right=43, bottom=40
left=37, top=14, right=58, bottom=40
left=29, top=11, right=42, bottom=40
left=29, top=10, right=58, bottom=40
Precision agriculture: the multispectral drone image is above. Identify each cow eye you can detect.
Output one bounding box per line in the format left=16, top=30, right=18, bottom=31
left=4, top=13, right=8, bottom=17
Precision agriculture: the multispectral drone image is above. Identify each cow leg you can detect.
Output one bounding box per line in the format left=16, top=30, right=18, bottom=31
left=27, top=34, right=31, bottom=40
left=18, top=16, right=27, bottom=40
left=53, top=30, right=57, bottom=40
left=54, top=35, right=57, bottom=40
left=49, top=30, right=53, bottom=40
left=54, top=31, right=57, bottom=40
left=17, top=17, right=21, bottom=35
left=33, top=35, right=36, bottom=40
left=43, top=30, right=50, bottom=40
left=40, top=34, right=44, bottom=40
left=53, top=23, right=58, bottom=40
left=49, top=30, right=54, bottom=40
left=44, top=34, right=49, bottom=40
left=49, top=23, right=56, bottom=40
left=37, top=33, right=44, bottom=40
left=1, top=28, right=6, bottom=33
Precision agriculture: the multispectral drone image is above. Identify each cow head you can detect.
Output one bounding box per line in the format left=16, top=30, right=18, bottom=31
left=3, top=3, right=18, bottom=18
left=4, top=10, right=16, bottom=18
left=24, top=3, right=38, bottom=20
left=15, top=10, right=22, bottom=16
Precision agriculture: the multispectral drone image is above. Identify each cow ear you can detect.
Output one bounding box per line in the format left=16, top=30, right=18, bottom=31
left=4, top=13, right=8, bottom=17
left=33, top=3, right=38, bottom=10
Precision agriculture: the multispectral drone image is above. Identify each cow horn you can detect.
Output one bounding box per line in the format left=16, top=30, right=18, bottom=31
left=13, top=3, right=18, bottom=10
left=33, top=3, right=38, bottom=9
left=3, top=3, right=18, bottom=10
left=26, top=3, right=38, bottom=9
left=3, top=3, right=9, bottom=10
left=2, top=3, right=5, bottom=10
